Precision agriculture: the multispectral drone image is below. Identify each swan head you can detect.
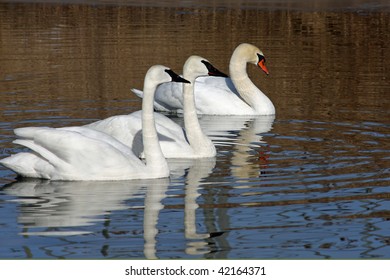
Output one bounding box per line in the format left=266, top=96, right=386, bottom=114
left=183, top=55, right=228, bottom=80
left=233, top=43, right=269, bottom=75
left=145, top=65, right=191, bottom=86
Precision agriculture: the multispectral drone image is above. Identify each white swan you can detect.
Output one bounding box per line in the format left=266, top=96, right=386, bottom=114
left=0, top=65, right=190, bottom=181
left=87, top=56, right=227, bottom=158
left=132, top=43, right=275, bottom=115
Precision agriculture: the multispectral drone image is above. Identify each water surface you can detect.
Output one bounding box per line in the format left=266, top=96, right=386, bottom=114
left=0, top=1, right=389, bottom=259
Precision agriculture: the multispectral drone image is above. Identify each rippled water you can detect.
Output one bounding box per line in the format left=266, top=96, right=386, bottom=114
left=0, top=1, right=389, bottom=259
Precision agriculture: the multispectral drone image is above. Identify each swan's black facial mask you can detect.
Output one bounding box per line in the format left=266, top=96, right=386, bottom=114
left=165, top=69, right=191, bottom=84
left=201, top=60, right=228, bottom=78
left=257, top=53, right=269, bottom=75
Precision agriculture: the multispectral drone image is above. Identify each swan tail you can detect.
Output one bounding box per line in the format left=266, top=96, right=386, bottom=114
left=131, top=88, right=144, bottom=99
left=13, top=127, right=67, bottom=166
left=14, top=127, right=48, bottom=139
left=0, top=152, right=54, bottom=179
left=0, top=127, right=64, bottom=178
left=14, top=127, right=66, bottom=164
left=13, top=138, right=65, bottom=169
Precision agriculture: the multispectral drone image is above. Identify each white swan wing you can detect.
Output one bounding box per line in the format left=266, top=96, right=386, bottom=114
left=133, top=77, right=253, bottom=115
left=153, top=82, right=185, bottom=110
left=131, top=82, right=184, bottom=112
left=132, top=88, right=173, bottom=112
left=192, top=77, right=254, bottom=115
left=152, top=113, right=194, bottom=158
left=85, top=114, right=144, bottom=155
left=1, top=127, right=145, bottom=180
left=87, top=111, right=193, bottom=158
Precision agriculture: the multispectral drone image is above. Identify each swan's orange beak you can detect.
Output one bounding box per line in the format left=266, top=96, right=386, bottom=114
left=258, top=59, right=269, bottom=75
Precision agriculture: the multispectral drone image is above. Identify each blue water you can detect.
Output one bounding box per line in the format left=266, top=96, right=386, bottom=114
left=1, top=115, right=388, bottom=259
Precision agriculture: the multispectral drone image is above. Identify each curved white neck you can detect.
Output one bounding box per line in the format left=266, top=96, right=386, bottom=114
left=183, top=72, right=216, bottom=157
left=229, top=54, right=275, bottom=115
left=142, top=83, right=169, bottom=176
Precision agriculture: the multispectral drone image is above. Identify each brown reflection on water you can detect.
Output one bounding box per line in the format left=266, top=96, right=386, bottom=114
left=1, top=3, right=388, bottom=123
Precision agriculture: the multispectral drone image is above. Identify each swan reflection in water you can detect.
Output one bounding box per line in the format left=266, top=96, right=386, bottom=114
left=2, top=158, right=218, bottom=259
left=2, top=115, right=274, bottom=258
left=3, top=178, right=167, bottom=258
left=197, top=114, right=275, bottom=178
left=170, top=115, right=275, bottom=257
left=169, top=157, right=220, bottom=256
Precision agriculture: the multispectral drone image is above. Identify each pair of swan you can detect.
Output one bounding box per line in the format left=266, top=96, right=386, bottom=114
left=0, top=43, right=274, bottom=181
left=0, top=66, right=190, bottom=180
left=132, top=43, right=275, bottom=115
left=86, top=56, right=227, bottom=159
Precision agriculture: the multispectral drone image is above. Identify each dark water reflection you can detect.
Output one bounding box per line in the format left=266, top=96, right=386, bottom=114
left=0, top=2, right=389, bottom=259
